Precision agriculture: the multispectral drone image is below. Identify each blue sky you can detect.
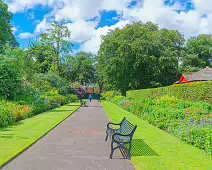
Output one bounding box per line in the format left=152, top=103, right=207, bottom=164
left=5, top=0, right=212, bottom=54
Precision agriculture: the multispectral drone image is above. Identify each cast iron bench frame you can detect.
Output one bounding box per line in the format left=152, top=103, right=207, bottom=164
left=105, top=117, right=137, bottom=159
left=80, top=99, right=87, bottom=107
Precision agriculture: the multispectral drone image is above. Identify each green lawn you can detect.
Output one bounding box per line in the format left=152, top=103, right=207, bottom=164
left=0, top=103, right=80, bottom=167
left=102, top=101, right=212, bottom=170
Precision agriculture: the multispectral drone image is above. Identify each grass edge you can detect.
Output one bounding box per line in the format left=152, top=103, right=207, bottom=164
left=0, top=103, right=81, bottom=168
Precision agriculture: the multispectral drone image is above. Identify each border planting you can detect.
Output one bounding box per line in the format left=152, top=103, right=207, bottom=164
left=102, top=101, right=212, bottom=170
left=0, top=103, right=80, bottom=167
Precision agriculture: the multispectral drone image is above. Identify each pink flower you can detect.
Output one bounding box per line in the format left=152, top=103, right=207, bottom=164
left=186, top=114, right=189, bottom=117
left=208, top=114, right=211, bottom=117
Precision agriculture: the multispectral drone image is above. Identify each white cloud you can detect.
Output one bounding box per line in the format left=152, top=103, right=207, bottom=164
left=12, top=26, right=18, bottom=35
left=122, top=0, right=212, bottom=38
left=66, top=20, right=98, bottom=43
left=52, top=0, right=132, bottom=22
left=18, top=32, right=33, bottom=39
left=6, top=0, right=57, bottom=13
left=34, top=18, right=51, bottom=35
left=6, top=0, right=212, bottom=53
left=193, top=0, right=212, bottom=15
left=80, top=20, right=131, bottom=54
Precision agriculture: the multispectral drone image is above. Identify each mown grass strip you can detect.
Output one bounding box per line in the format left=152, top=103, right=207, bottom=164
left=0, top=103, right=80, bottom=167
left=102, top=101, right=212, bottom=170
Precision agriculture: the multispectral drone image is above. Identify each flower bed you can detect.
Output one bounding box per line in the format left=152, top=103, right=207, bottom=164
left=0, top=94, right=79, bottom=128
left=104, top=92, right=212, bottom=155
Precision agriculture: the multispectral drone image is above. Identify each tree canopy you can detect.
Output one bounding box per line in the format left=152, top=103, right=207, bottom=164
left=180, top=34, right=212, bottom=73
left=40, top=20, right=73, bottom=73
left=0, top=10, right=211, bottom=98
left=0, top=0, right=18, bottom=52
left=97, top=22, right=185, bottom=95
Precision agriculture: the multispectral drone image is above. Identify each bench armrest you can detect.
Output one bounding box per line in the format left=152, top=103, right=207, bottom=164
left=107, top=122, right=121, bottom=130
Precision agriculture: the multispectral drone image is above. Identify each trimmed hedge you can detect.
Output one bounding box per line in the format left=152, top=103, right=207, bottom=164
left=127, top=81, right=212, bottom=103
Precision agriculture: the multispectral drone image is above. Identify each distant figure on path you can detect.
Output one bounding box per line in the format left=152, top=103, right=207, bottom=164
left=88, top=94, right=93, bottom=102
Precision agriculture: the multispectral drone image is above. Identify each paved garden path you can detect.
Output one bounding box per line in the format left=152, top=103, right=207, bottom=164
left=1, top=100, right=135, bottom=170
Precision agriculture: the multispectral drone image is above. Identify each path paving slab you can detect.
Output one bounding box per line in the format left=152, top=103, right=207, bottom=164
left=1, top=101, right=135, bottom=170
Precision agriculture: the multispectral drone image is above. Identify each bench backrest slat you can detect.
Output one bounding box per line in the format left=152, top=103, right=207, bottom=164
left=118, top=117, right=136, bottom=136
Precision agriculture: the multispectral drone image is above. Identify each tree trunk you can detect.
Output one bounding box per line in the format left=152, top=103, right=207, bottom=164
left=98, top=81, right=104, bottom=94
left=121, top=89, right=126, bottom=97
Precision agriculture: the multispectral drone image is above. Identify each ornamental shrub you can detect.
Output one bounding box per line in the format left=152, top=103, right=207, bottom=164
left=0, top=61, right=22, bottom=100
left=0, top=101, right=15, bottom=127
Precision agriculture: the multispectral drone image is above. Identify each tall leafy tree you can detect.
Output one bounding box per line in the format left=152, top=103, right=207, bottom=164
left=0, top=0, right=18, bottom=52
left=98, top=22, right=185, bottom=95
left=0, top=46, right=24, bottom=99
left=40, top=20, right=73, bottom=73
left=72, top=52, right=95, bottom=85
left=26, top=41, right=55, bottom=74
left=180, top=34, right=212, bottom=73
left=59, top=52, right=96, bottom=85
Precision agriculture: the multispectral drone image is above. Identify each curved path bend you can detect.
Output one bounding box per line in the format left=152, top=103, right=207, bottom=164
left=1, top=100, right=135, bottom=170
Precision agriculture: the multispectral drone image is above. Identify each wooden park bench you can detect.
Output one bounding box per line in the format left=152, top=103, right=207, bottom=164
left=105, top=117, right=137, bottom=159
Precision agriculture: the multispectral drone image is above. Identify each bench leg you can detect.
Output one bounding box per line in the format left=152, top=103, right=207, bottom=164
left=128, top=143, right=132, bottom=159
left=105, top=131, right=108, bottom=141
left=110, top=141, right=114, bottom=159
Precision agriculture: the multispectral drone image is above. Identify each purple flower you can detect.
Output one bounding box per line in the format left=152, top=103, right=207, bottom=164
left=186, top=114, right=189, bottom=117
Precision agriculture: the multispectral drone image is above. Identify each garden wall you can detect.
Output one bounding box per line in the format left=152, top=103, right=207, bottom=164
left=127, top=81, right=212, bottom=103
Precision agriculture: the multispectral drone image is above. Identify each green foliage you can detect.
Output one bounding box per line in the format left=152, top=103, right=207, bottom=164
left=0, top=101, right=15, bottom=127
left=31, top=73, right=69, bottom=95
left=0, top=60, right=22, bottom=100
left=41, top=94, right=78, bottom=109
left=180, top=34, right=212, bottom=74
left=44, top=73, right=69, bottom=94
left=107, top=95, right=212, bottom=155
left=0, top=0, right=18, bottom=53
left=61, top=52, right=95, bottom=85
left=0, top=45, right=26, bottom=75
left=40, top=20, right=73, bottom=73
left=42, top=95, right=66, bottom=108
left=0, top=92, right=78, bottom=127
left=6, top=103, right=33, bottom=121
left=127, top=81, right=212, bottom=104
left=102, top=91, right=119, bottom=101
left=179, top=54, right=205, bottom=74
left=0, top=100, right=34, bottom=127
left=26, top=42, right=55, bottom=74
left=65, top=94, right=79, bottom=102
left=32, top=99, right=51, bottom=115
left=186, top=35, right=212, bottom=67
left=98, top=22, right=184, bottom=94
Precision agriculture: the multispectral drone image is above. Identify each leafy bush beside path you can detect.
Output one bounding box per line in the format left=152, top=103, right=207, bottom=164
left=104, top=91, right=212, bottom=155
